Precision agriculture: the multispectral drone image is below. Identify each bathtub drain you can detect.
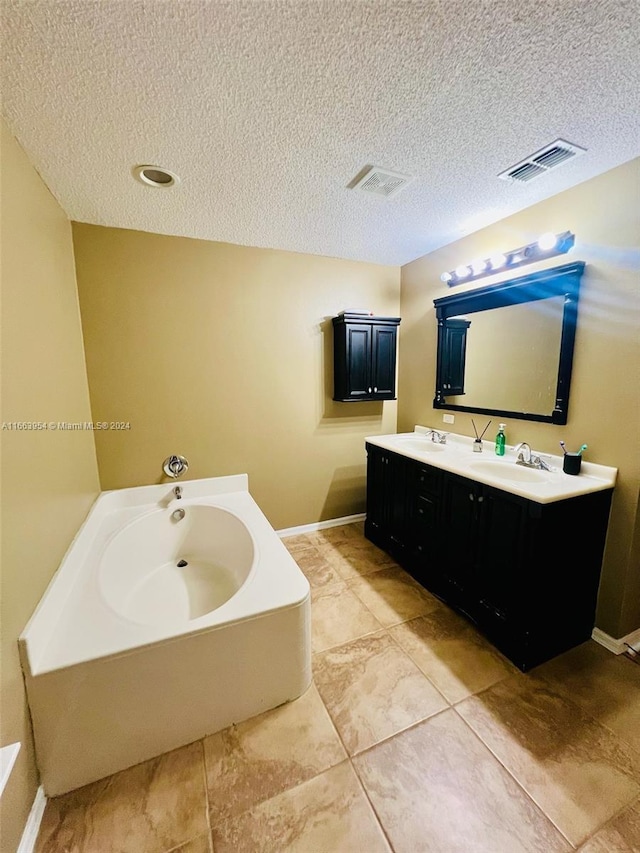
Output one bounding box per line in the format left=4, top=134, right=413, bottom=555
left=177, top=559, right=188, bottom=568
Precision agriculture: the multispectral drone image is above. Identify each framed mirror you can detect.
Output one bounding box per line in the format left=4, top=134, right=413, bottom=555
left=433, top=261, right=585, bottom=425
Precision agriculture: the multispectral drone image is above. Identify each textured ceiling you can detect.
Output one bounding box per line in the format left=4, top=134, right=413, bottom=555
left=2, top=0, right=639, bottom=265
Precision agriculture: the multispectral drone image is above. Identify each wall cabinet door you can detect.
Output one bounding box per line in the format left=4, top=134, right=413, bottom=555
left=438, top=318, right=471, bottom=396
left=333, top=314, right=400, bottom=401
left=371, top=325, right=397, bottom=397
left=343, top=323, right=372, bottom=399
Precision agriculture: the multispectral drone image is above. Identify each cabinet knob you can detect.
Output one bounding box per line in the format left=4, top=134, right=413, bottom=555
left=368, top=387, right=372, bottom=393
left=469, top=493, right=475, bottom=501
left=374, top=387, right=377, bottom=392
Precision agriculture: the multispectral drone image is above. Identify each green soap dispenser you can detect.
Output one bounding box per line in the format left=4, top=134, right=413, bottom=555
left=495, top=423, right=506, bottom=456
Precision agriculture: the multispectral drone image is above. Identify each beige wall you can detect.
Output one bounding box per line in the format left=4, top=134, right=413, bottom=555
left=0, top=122, right=100, bottom=851
left=399, top=158, right=640, bottom=638
left=72, top=224, right=400, bottom=530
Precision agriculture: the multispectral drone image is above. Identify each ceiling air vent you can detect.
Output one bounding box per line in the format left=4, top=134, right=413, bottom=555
left=498, top=139, right=587, bottom=183
left=351, top=166, right=414, bottom=198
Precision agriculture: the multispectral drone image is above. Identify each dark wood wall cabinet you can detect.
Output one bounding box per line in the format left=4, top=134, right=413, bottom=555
left=332, top=313, right=401, bottom=402
left=365, top=443, right=613, bottom=671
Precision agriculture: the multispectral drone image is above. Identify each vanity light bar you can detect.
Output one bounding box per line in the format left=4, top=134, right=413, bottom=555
left=441, top=231, right=575, bottom=286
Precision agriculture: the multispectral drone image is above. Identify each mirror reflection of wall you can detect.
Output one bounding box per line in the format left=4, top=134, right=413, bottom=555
left=434, top=261, right=584, bottom=424
left=446, top=296, right=565, bottom=414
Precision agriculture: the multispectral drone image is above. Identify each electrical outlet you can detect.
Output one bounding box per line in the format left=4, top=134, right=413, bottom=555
left=443, top=414, right=455, bottom=424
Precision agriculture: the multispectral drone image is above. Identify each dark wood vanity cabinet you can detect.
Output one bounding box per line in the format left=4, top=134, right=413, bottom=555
left=332, top=314, right=400, bottom=402
left=365, top=444, right=613, bottom=671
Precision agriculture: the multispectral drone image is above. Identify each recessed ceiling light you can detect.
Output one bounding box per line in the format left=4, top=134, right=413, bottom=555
left=133, top=165, right=180, bottom=187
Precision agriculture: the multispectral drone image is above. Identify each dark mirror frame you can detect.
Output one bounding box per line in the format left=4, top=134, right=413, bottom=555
left=433, top=260, right=585, bottom=425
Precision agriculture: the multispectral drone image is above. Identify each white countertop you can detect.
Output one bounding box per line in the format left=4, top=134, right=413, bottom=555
left=365, top=427, right=617, bottom=504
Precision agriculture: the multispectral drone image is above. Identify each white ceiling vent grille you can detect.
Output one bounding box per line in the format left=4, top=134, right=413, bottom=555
left=498, top=139, right=587, bottom=183
left=352, top=166, right=414, bottom=198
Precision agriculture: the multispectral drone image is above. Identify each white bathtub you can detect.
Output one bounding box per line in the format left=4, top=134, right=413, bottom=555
left=19, top=475, right=311, bottom=796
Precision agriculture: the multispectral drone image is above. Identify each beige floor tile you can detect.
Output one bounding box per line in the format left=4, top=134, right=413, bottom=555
left=577, top=797, right=640, bottom=852
left=310, top=580, right=382, bottom=652
left=313, top=528, right=397, bottom=579
left=534, top=640, right=640, bottom=754
left=168, top=834, right=213, bottom=853
left=203, top=683, right=346, bottom=824
left=281, top=533, right=315, bottom=552
left=354, top=709, right=570, bottom=853
left=389, top=608, right=516, bottom=702
left=347, top=566, right=442, bottom=627
left=314, top=631, right=448, bottom=754
left=307, top=524, right=359, bottom=545
left=457, top=674, right=640, bottom=847
left=35, top=742, right=207, bottom=853
left=289, top=544, right=342, bottom=588
left=211, top=761, right=391, bottom=853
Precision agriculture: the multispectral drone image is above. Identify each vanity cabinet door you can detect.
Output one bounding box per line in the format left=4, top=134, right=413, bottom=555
left=473, top=486, right=533, bottom=623
left=365, top=445, right=408, bottom=560
left=438, top=472, right=479, bottom=604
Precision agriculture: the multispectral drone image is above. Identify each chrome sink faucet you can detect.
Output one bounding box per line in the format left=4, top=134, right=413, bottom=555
left=513, top=442, right=552, bottom=471
left=429, top=429, right=448, bottom=444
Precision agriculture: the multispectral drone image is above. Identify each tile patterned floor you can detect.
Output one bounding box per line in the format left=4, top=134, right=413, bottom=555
left=35, top=522, right=640, bottom=853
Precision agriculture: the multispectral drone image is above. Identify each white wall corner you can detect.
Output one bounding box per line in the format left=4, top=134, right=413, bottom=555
left=17, top=785, right=46, bottom=853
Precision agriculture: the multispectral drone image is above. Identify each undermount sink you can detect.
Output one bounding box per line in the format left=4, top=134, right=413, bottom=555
left=396, top=439, right=447, bottom=453
left=468, top=461, right=551, bottom=483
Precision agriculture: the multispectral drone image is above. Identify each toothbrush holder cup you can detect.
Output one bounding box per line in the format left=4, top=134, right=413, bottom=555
left=563, top=453, right=582, bottom=476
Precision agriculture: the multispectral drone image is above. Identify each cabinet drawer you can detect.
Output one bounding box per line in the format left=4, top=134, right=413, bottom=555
left=413, top=493, right=437, bottom=531
left=413, top=463, right=441, bottom=496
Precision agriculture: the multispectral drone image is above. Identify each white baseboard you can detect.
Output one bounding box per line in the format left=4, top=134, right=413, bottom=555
left=277, top=513, right=366, bottom=539
left=592, top=626, right=640, bottom=655
left=17, top=785, right=46, bottom=853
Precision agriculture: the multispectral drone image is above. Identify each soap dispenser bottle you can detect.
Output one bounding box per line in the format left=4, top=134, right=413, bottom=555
left=495, top=423, right=506, bottom=456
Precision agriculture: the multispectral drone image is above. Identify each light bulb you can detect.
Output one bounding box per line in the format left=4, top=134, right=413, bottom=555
left=440, top=271, right=452, bottom=283
left=489, top=254, right=506, bottom=270
left=471, top=259, right=487, bottom=275
left=455, top=264, right=471, bottom=278
left=537, top=232, right=558, bottom=251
